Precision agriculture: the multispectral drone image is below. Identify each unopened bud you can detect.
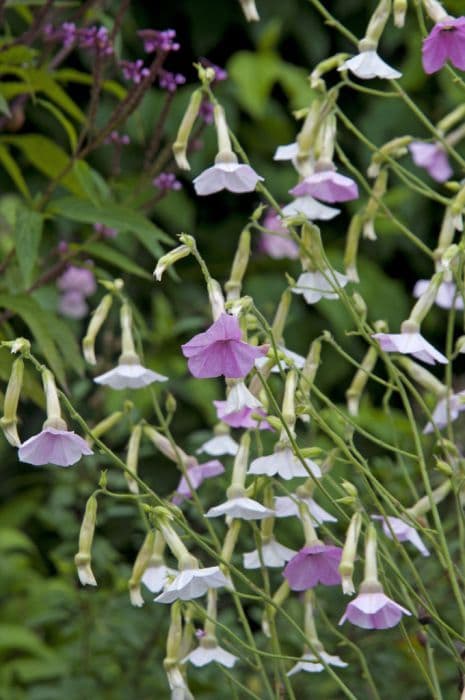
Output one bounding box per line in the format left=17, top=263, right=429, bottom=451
left=238, top=0, right=259, bottom=22
left=208, top=278, right=225, bottom=320
left=166, top=393, right=177, bottom=415
left=87, top=411, right=123, bottom=446
left=172, top=89, right=202, bottom=171
left=2, top=337, right=31, bottom=355
left=129, top=530, right=155, bottom=607
left=82, top=294, right=113, bottom=365
left=154, top=245, right=191, bottom=281
left=394, top=0, right=407, bottom=28
left=126, top=424, right=142, bottom=494
left=144, top=426, right=191, bottom=467
left=435, top=459, right=454, bottom=477
left=225, top=228, right=251, bottom=302
left=352, top=292, right=367, bottom=321
left=75, top=495, right=98, bottom=586
left=0, top=357, right=24, bottom=446
left=339, top=512, right=362, bottom=595
left=341, top=480, right=358, bottom=499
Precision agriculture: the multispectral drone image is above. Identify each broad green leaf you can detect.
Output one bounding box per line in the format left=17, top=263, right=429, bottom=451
left=36, top=98, right=77, bottom=151
left=47, top=316, right=85, bottom=377
left=14, top=203, right=43, bottom=287
left=2, top=658, right=68, bottom=683
left=0, top=46, right=37, bottom=65
left=0, top=528, right=36, bottom=554
left=228, top=51, right=282, bottom=118
left=0, top=144, right=30, bottom=199
left=48, top=196, right=172, bottom=246
left=79, top=241, right=152, bottom=279
left=55, top=68, right=127, bottom=100
left=0, top=295, right=66, bottom=386
left=0, top=624, right=54, bottom=657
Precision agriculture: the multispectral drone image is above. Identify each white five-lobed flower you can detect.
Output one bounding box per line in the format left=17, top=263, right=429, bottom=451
left=372, top=515, right=430, bottom=556
left=222, top=382, right=263, bottom=413
left=248, top=447, right=321, bottom=480
left=282, top=196, right=340, bottom=221
left=338, top=50, right=402, bottom=80
left=287, top=650, right=348, bottom=676
left=372, top=331, right=447, bottom=365
left=142, top=562, right=177, bottom=593
left=193, top=158, right=263, bottom=196
left=423, top=391, right=465, bottom=434
left=196, top=434, right=239, bottom=457
left=94, top=362, right=168, bottom=389
left=273, top=142, right=299, bottom=161
left=274, top=495, right=337, bottom=525
left=292, top=270, right=350, bottom=305
left=154, top=566, right=231, bottom=603
left=242, top=537, right=296, bottom=569
left=183, top=641, right=238, bottom=668
left=206, top=496, right=274, bottom=520
left=413, top=279, right=464, bottom=311
left=255, top=345, right=306, bottom=374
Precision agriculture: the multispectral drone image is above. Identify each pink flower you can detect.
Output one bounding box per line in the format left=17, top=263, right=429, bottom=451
left=172, top=459, right=225, bottom=505
left=214, top=401, right=272, bottom=430
left=339, top=588, right=411, bottom=629
left=413, top=279, right=463, bottom=309
left=409, top=142, right=452, bottom=182
left=372, top=515, right=429, bottom=556
left=181, top=313, right=268, bottom=379
left=18, top=427, right=93, bottom=467
left=372, top=331, right=447, bottom=365
left=58, top=291, right=88, bottom=319
left=193, top=159, right=263, bottom=195
left=290, top=170, right=359, bottom=203
left=422, top=17, right=465, bottom=74
left=283, top=544, right=343, bottom=590
left=259, top=210, right=299, bottom=259
left=57, top=266, right=96, bottom=297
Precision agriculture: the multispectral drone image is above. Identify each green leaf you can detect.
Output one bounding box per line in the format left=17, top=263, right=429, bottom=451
left=14, top=203, right=43, bottom=287
left=0, top=295, right=66, bottom=386
left=0, top=46, right=37, bottom=65
left=0, top=93, right=10, bottom=117
left=47, top=316, right=85, bottom=377
left=79, top=241, right=153, bottom=279
left=0, top=144, right=30, bottom=199
left=228, top=51, right=282, bottom=118
left=36, top=98, right=77, bottom=151
left=0, top=624, right=53, bottom=658
left=55, top=68, right=127, bottom=100
left=0, top=528, right=36, bottom=554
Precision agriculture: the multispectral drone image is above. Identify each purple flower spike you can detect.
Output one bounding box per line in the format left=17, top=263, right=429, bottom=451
left=339, top=588, right=411, bottom=629
left=153, top=172, right=182, bottom=192
left=409, top=142, right=452, bottom=182
left=158, top=70, right=186, bottom=92
left=181, top=313, right=268, bottom=379
left=138, top=29, right=180, bottom=54
left=422, top=17, right=465, bottom=74
left=290, top=171, right=359, bottom=204
left=120, top=60, right=150, bottom=84
left=172, top=459, right=225, bottom=505
left=18, top=427, right=93, bottom=467
left=283, top=544, right=343, bottom=590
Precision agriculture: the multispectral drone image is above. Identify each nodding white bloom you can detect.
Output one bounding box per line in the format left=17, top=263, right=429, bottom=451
left=183, top=640, right=238, bottom=668
left=372, top=515, right=430, bottom=557
left=287, top=650, right=348, bottom=676
left=338, top=51, right=402, bottom=80
left=154, top=566, right=230, bottom=604
left=413, top=279, right=464, bottom=310
left=196, top=434, right=239, bottom=457
left=274, top=142, right=299, bottom=161
left=373, top=330, right=447, bottom=365
left=166, top=666, right=194, bottom=700
left=423, top=391, right=465, bottom=434
left=255, top=346, right=306, bottom=373
left=292, top=270, right=350, bottom=305
left=282, top=196, right=340, bottom=221
left=274, top=495, right=337, bottom=525
left=243, top=537, right=296, bottom=569
left=248, top=447, right=321, bottom=480
left=193, top=157, right=263, bottom=195
left=142, top=563, right=177, bottom=593
left=206, top=496, right=274, bottom=520
left=94, top=363, right=168, bottom=389
left=222, top=381, right=263, bottom=413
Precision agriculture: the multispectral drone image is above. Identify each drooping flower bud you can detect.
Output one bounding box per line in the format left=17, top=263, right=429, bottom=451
left=129, top=530, right=155, bottom=607
left=154, top=244, right=191, bottom=281
left=238, top=0, right=260, bottom=22
left=344, top=214, right=362, bottom=282
left=207, top=278, right=226, bottom=320
left=339, top=512, right=362, bottom=595
left=225, top=227, right=251, bottom=301
left=126, top=424, right=142, bottom=494
left=82, top=293, right=113, bottom=365
left=0, top=357, right=24, bottom=446
left=172, top=89, right=202, bottom=171
left=363, top=169, right=388, bottom=240
left=87, top=410, right=124, bottom=446
left=74, top=495, right=98, bottom=586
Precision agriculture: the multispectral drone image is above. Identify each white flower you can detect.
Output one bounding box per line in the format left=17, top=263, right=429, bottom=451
left=338, top=50, right=402, bottom=80
left=183, top=641, right=238, bottom=668
left=287, top=650, right=348, bottom=676
left=166, top=666, right=194, bottom=700
left=76, top=561, right=97, bottom=587
left=142, top=563, right=177, bottom=593
left=193, top=160, right=263, bottom=195
left=372, top=515, right=430, bottom=557
left=196, top=434, right=239, bottom=457
left=373, top=331, right=447, bottom=365
left=274, top=142, right=299, bottom=161
left=413, top=279, right=464, bottom=311
left=206, top=497, right=274, bottom=520
left=248, top=447, right=321, bottom=480
left=274, top=495, right=337, bottom=524
left=255, top=345, right=305, bottom=373
left=282, top=196, right=340, bottom=221
left=94, top=363, right=168, bottom=389
left=243, top=537, right=296, bottom=569
left=154, top=566, right=230, bottom=604
left=292, top=270, right=350, bottom=304
left=423, top=391, right=465, bottom=434
left=223, top=382, right=263, bottom=413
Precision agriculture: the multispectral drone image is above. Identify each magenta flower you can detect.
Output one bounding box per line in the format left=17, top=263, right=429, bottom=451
left=422, top=17, right=465, bottom=74
left=214, top=401, right=272, bottom=430
left=339, top=588, right=411, bottom=629
left=181, top=313, right=268, bottom=379
left=18, top=427, right=93, bottom=467
left=259, top=210, right=299, bottom=259
left=283, top=544, right=343, bottom=590
left=409, top=142, right=452, bottom=182
left=138, top=29, right=180, bottom=53
left=372, top=330, right=447, bottom=365
left=172, top=459, right=225, bottom=505
left=290, top=171, right=359, bottom=204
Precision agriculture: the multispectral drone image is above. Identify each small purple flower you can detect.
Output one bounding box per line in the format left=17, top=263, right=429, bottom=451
left=78, top=26, right=113, bottom=55
left=372, top=330, right=447, bottom=365
left=120, top=59, right=150, bottom=84
left=339, top=587, right=411, bottom=629
left=57, top=266, right=96, bottom=297
left=409, top=142, right=452, bottom=182
left=199, top=99, right=215, bottom=124
left=214, top=401, right=272, bottom=430
left=283, top=544, right=343, bottom=590
left=138, top=29, right=180, bottom=53
left=181, top=313, right=268, bottom=379
left=422, top=17, right=465, bottom=74
left=58, top=291, right=88, bottom=320
left=153, top=172, right=182, bottom=192
left=158, top=70, right=186, bottom=92
left=104, top=131, right=131, bottom=146
left=259, top=210, right=299, bottom=259
left=94, top=223, right=118, bottom=239
left=60, top=22, right=77, bottom=48
left=290, top=170, right=359, bottom=204
left=172, top=459, right=225, bottom=505
left=18, top=427, right=93, bottom=467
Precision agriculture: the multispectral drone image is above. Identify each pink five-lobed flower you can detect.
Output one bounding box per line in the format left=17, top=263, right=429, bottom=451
left=213, top=401, right=272, bottom=430
left=339, top=586, right=411, bottom=630
left=259, top=210, right=299, bottom=259
left=18, top=427, right=93, bottom=467
left=283, top=544, right=343, bottom=590
left=409, top=142, right=453, bottom=182
left=372, top=515, right=429, bottom=557
left=193, top=158, right=263, bottom=196
left=181, top=313, right=268, bottom=379
left=413, top=279, right=463, bottom=310
left=290, top=170, right=359, bottom=204
left=422, top=17, right=465, bottom=74
left=172, top=459, right=225, bottom=505
left=372, top=330, right=447, bottom=365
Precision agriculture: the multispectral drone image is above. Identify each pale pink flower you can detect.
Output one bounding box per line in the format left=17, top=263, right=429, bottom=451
left=213, top=401, right=272, bottom=430
left=193, top=159, right=263, bottom=195
left=154, top=566, right=230, bottom=603
left=290, top=170, right=359, bottom=204
left=18, top=427, right=93, bottom=467
left=255, top=345, right=306, bottom=373
left=58, top=291, right=88, bottom=319
left=206, top=496, right=274, bottom=520
left=372, top=515, right=429, bottom=556
left=243, top=537, right=296, bottom=569
left=339, top=588, right=411, bottom=629
left=282, top=196, right=340, bottom=221
left=259, top=210, right=299, bottom=259
left=57, top=266, right=96, bottom=296
left=409, top=142, right=452, bottom=182
left=372, top=331, right=447, bottom=365
left=422, top=17, right=465, bottom=74
left=248, top=447, right=321, bottom=480
left=413, top=279, right=463, bottom=310
left=284, top=544, right=343, bottom=590
left=182, top=313, right=268, bottom=379
left=423, top=391, right=465, bottom=433
left=274, top=495, right=337, bottom=525
left=172, top=459, right=225, bottom=505
left=221, top=382, right=262, bottom=413
left=94, top=363, right=168, bottom=389
left=338, top=51, right=402, bottom=79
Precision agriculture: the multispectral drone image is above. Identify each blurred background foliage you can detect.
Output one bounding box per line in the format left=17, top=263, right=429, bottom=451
left=0, top=0, right=464, bottom=698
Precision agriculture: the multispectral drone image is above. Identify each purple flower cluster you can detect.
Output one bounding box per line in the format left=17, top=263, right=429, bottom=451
left=94, top=223, right=118, bottom=239
left=104, top=131, right=130, bottom=146
left=57, top=265, right=96, bottom=320
left=45, top=22, right=113, bottom=55
left=137, top=29, right=180, bottom=53
left=120, top=59, right=150, bottom=84
left=152, top=172, right=182, bottom=192
left=158, top=70, right=186, bottom=93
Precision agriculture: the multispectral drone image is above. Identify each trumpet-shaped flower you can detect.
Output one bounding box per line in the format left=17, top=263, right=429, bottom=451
left=222, top=382, right=262, bottom=413
left=339, top=587, right=411, bottom=629
left=154, top=566, right=230, bottom=603
left=372, top=331, right=447, bottom=365
left=184, top=641, right=238, bottom=668
left=94, top=363, right=168, bottom=389
left=423, top=391, right=465, bottom=433
left=193, top=159, right=263, bottom=195
left=259, top=210, right=299, bottom=259
left=196, top=434, right=239, bottom=456
left=213, top=401, right=272, bottom=430
left=284, top=544, right=343, bottom=590
left=338, top=50, right=402, bottom=80
left=287, top=650, right=348, bottom=676
left=273, top=142, right=299, bottom=161
left=413, top=279, right=463, bottom=310
left=18, top=427, right=93, bottom=467
left=422, top=17, right=465, bottom=74
left=142, top=563, right=177, bottom=593
left=292, top=270, right=350, bottom=305
left=409, top=142, right=453, bottom=183
left=274, top=495, right=337, bottom=525
left=182, top=313, right=268, bottom=379
left=206, top=496, right=274, bottom=520
left=282, top=196, right=340, bottom=221
left=243, top=537, right=296, bottom=569
left=290, top=171, right=359, bottom=204
left=248, top=447, right=321, bottom=480
left=172, top=459, right=225, bottom=505
left=372, top=515, right=429, bottom=556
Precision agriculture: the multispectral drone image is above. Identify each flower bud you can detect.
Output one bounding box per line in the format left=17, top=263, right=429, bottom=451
left=75, top=495, right=98, bottom=586
left=393, top=0, right=407, bottom=28
left=339, top=512, right=362, bottom=595
left=0, top=358, right=24, bottom=446
left=154, top=245, right=191, bottom=281
left=82, top=294, right=113, bottom=365
left=363, top=0, right=392, bottom=46
left=144, top=425, right=191, bottom=467
left=344, top=214, right=362, bottom=282
left=407, top=270, right=444, bottom=326
left=238, top=0, right=259, bottom=22
left=2, top=337, right=31, bottom=355
left=407, top=480, right=451, bottom=518
left=42, top=369, right=66, bottom=430
left=363, top=169, right=388, bottom=240
left=87, top=411, right=123, bottom=446
left=225, top=228, right=251, bottom=302
left=172, top=89, right=202, bottom=171
left=126, top=424, right=142, bottom=494
left=208, top=278, right=225, bottom=320
left=422, top=0, right=450, bottom=23
left=346, top=346, right=378, bottom=416
left=129, top=530, right=155, bottom=607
